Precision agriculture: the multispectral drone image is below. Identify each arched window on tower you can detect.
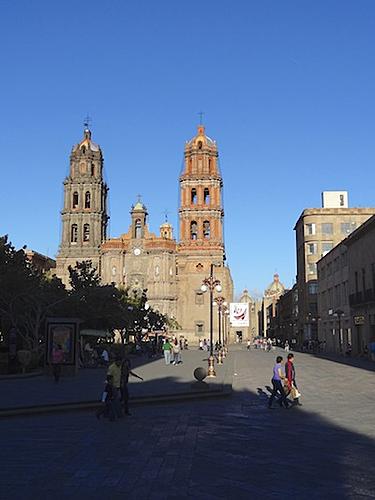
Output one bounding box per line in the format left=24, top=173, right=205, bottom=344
left=81, top=145, right=86, bottom=154
left=71, top=224, right=78, bottom=243
left=203, top=220, right=210, bottom=239
left=91, top=163, right=95, bottom=176
left=197, top=140, right=203, bottom=150
left=135, top=219, right=142, bottom=239
left=85, top=191, right=91, bottom=209
left=191, top=188, right=197, bottom=204
left=190, top=221, right=198, bottom=240
left=204, top=188, right=210, bottom=205
left=72, top=192, right=79, bottom=209
left=83, top=224, right=90, bottom=242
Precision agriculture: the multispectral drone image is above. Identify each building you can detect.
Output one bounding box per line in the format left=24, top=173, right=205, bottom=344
left=294, top=191, right=375, bottom=342
left=259, top=273, right=285, bottom=337
left=318, top=215, right=375, bottom=356
left=233, top=289, right=261, bottom=342
left=271, top=284, right=298, bottom=344
left=25, top=249, right=56, bottom=274
left=56, top=124, right=233, bottom=342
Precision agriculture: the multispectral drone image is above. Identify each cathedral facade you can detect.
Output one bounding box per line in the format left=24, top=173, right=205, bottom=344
left=56, top=124, right=233, bottom=342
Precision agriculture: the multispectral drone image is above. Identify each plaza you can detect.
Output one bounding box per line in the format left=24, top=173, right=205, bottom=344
left=1, top=347, right=374, bottom=499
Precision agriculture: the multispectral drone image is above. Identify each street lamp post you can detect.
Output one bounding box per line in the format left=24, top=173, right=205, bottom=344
left=334, top=309, right=344, bottom=352
left=214, top=296, right=227, bottom=364
left=201, top=263, right=222, bottom=377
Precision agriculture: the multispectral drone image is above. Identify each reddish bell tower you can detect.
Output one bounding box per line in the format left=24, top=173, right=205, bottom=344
left=179, top=125, right=225, bottom=260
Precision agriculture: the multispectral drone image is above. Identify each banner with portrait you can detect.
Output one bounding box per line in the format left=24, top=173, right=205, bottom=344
left=230, top=303, right=249, bottom=327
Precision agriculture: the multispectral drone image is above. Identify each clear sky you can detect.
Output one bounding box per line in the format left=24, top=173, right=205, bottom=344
left=1, top=1, right=375, bottom=297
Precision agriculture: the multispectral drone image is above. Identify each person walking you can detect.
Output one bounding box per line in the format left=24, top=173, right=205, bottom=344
left=51, top=344, right=64, bottom=383
left=162, top=339, right=172, bottom=365
left=96, top=374, right=116, bottom=421
left=121, top=356, right=143, bottom=416
left=268, top=355, right=289, bottom=409
left=172, top=339, right=182, bottom=365
left=107, top=355, right=123, bottom=417
left=285, top=353, right=302, bottom=406
left=284, top=340, right=290, bottom=352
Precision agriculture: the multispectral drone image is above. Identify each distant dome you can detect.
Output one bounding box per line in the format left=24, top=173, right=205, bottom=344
left=186, top=125, right=216, bottom=148
left=264, top=273, right=285, bottom=297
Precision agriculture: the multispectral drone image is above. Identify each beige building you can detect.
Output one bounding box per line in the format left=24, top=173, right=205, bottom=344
left=56, top=124, right=233, bottom=343
left=232, top=289, right=261, bottom=342
left=259, top=274, right=286, bottom=337
left=318, top=215, right=375, bottom=356
left=294, top=191, right=375, bottom=342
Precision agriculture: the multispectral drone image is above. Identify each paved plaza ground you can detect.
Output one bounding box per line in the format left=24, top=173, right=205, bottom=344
left=1, top=347, right=375, bottom=499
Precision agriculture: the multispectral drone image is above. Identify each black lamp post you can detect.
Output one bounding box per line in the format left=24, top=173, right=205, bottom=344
left=334, top=309, right=344, bottom=352
left=201, top=263, right=222, bottom=377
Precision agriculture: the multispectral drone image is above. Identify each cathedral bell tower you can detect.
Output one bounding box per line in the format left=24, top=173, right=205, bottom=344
left=179, top=124, right=224, bottom=260
left=56, top=126, right=109, bottom=286
left=176, top=124, right=233, bottom=340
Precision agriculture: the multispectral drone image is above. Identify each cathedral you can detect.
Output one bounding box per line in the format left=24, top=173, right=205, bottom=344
left=56, top=124, right=233, bottom=341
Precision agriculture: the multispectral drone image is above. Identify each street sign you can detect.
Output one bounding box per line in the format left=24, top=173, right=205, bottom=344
left=354, top=315, right=365, bottom=325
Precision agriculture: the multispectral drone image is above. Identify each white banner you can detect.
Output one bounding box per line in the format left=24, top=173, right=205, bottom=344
left=230, top=303, right=249, bottom=327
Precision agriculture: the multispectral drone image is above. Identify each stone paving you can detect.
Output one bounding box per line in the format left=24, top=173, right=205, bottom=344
left=0, top=349, right=230, bottom=410
left=1, top=347, right=375, bottom=499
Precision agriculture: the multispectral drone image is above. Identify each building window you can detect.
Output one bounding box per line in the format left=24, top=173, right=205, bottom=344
left=83, top=224, right=90, bottom=242
left=91, top=163, right=95, bottom=176
left=305, top=223, right=316, bottom=235
left=191, top=188, right=197, bottom=204
left=322, top=242, right=333, bottom=256
left=135, top=219, right=142, bottom=239
left=322, top=223, right=333, bottom=234
left=362, top=268, right=366, bottom=292
left=195, top=322, right=204, bottom=335
left=72, top=192, right=79, bottom=209
left=341, top=222, right=356, bottom=235
left=308, top=283, right=318, bottom=294
left=85, top=191, right=91, bottom=209
left=197, top=141, right=203, bottom=150
left=81, top=145, right=86, bottom=154
left=204, top=188, right=210, bottom=205
left=307, top=243, right=317, bottom=255
left=190, top=221, right=198, bottom=240
left=203, top=220, right=210, bottom=239
left=308, top=263, right=317, bottom=275
left=71, top=224, right=78, bottom=243
left=195, top=291, right=204, bottom=305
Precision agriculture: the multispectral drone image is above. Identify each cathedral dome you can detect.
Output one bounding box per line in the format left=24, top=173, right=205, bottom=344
left=186, top=125, right=216, bottom=149
left=72, top=128, right=100, bottom=153
left=264, top=273, right=285, bottom=297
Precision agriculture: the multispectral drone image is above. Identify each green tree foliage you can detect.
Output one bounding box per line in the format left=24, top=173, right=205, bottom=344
left=0, top=236, right=68, bottom=350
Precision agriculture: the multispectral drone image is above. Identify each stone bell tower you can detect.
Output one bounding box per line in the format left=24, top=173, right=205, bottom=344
left=56, top=125, right=109, bottom=287
left=176, top=125, right=233, bottom=339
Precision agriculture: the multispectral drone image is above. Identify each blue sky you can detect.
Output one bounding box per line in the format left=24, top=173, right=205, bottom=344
left=1, top=1, right=375, bottom=297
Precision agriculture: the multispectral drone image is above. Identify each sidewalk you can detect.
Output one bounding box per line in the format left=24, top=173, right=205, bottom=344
left=0, top=349, right=233, bottom=416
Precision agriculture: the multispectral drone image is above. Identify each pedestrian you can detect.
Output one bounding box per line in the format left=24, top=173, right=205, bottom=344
left=285, top=353, right=302, bottom=406
left=107, top=355, right=123, bottom=417
left=199, top=339, right=203, bottom=350
left=121, top=356, right=143, bottom=416
left=163, top=338, right=172, bottom=365
left=51, top=343, right=64, bottom=383
left=284, top=340, right=290, bottom=352
left=268, top=355, right=289, bottom=409
left=96, top=374, right=116, bottom=421
left=184, top=338, right=189, bottom=350
left=101, top=348, right=109, bottom=365
left=247, top=339, right=251, bottom=350
left=172, top=339, right=182, bottom=365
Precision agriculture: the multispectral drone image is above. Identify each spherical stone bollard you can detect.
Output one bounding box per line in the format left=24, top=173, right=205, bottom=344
left=193, top=366, right=207, bottom=382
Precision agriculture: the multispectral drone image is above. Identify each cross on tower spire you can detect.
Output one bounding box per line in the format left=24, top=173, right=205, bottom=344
left=198, top=111, right=204, bottom=125
left=84, top=114, right=92, bottom=130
